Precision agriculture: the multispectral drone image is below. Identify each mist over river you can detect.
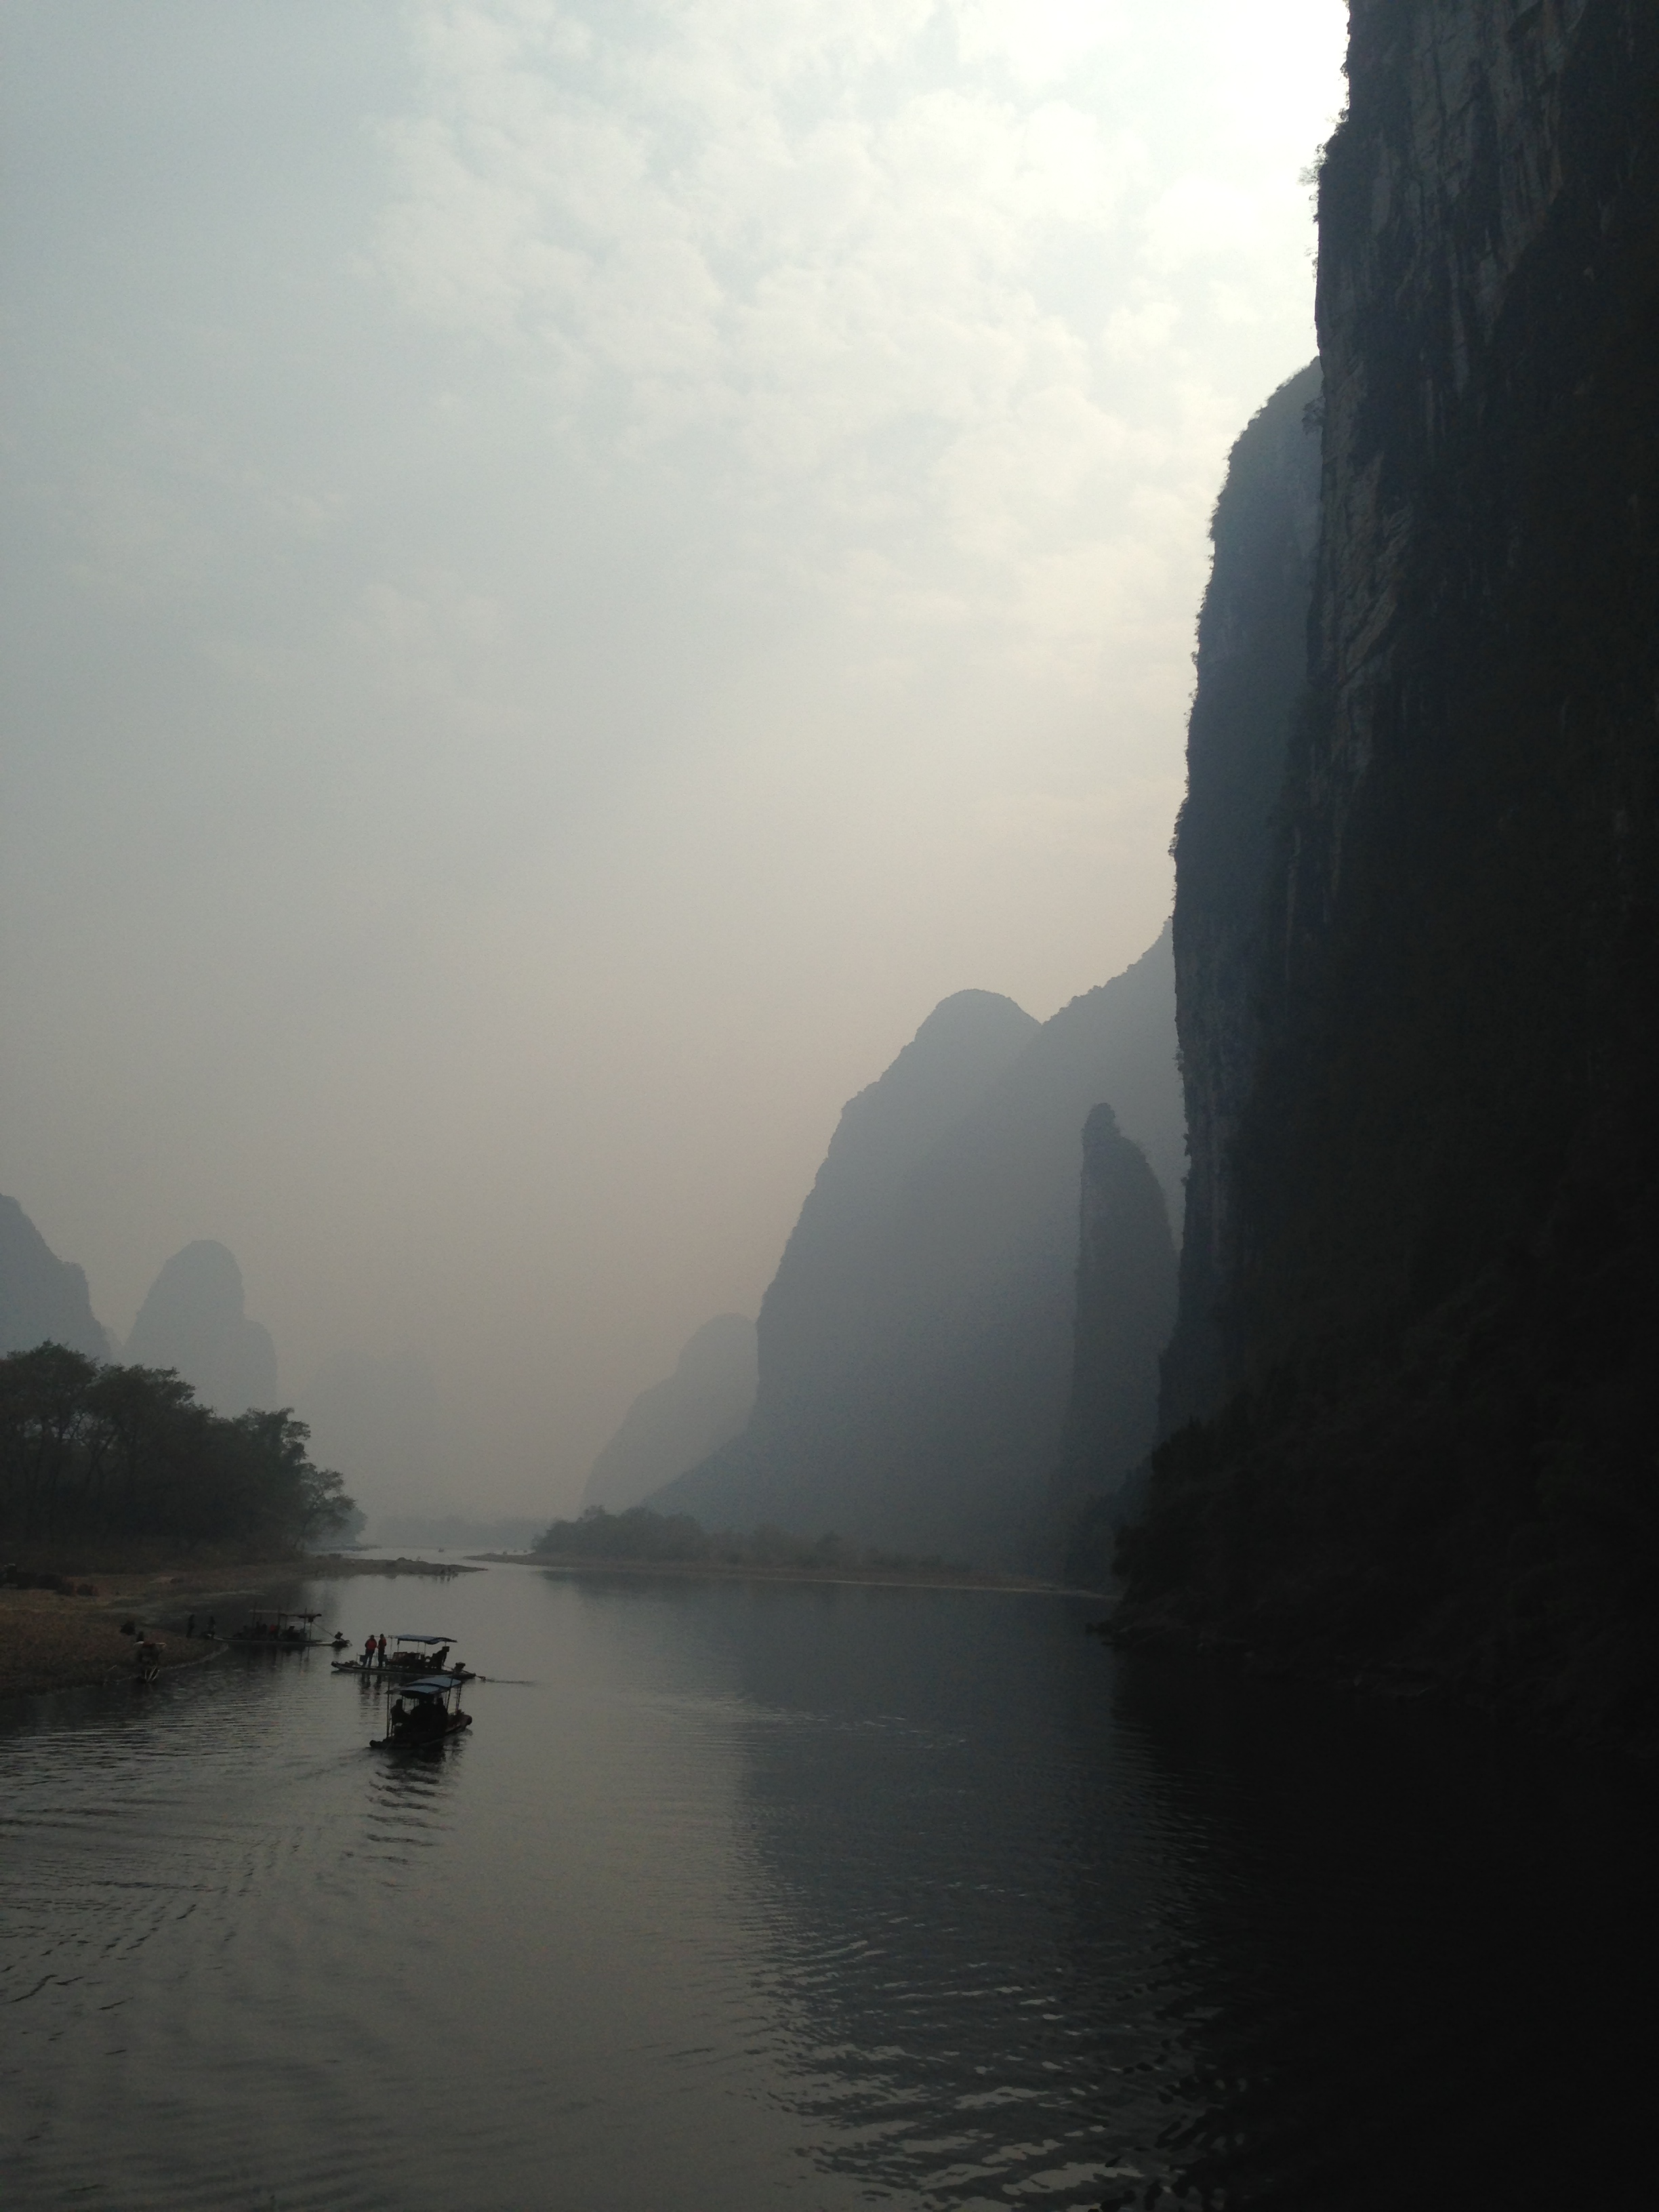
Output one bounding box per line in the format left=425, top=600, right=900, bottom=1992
left=2, top=1561, right=1652, bottom=2211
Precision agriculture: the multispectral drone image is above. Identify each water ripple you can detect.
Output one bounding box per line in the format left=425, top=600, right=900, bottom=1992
left=1, top=1573, right=1654, bottom=2210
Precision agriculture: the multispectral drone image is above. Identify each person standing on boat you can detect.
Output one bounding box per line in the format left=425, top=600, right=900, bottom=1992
left=362, top=1635, right=376, bottom=1668
left=376, top=1634, right=388, bottom=1665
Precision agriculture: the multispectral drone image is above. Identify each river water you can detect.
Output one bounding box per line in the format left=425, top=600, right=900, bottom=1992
left=1, top=1562, right=1653, bottom=2211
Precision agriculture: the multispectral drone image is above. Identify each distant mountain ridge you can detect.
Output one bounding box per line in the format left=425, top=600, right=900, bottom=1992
left=0, top=1195, right=112, bottom=1360
left=654, top=929, right=1181, bottom=1563
left=584, top=1314, right=758, bottom=1513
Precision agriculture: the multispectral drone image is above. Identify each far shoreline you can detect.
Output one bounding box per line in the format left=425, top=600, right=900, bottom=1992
left=470, top=1551, right=1103, bottom=1599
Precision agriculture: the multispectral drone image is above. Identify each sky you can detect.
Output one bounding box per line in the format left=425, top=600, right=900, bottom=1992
left=0, top=0, right=1348, bottom=1518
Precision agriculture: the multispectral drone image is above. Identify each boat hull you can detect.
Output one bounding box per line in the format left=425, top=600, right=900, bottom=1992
left=369, top=1713, right=472, bottom=1751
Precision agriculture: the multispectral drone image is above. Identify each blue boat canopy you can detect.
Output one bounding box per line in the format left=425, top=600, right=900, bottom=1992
left=393, top=1633, right=452, bottom=1642
left=399, top=1675, right=465, bottom=1695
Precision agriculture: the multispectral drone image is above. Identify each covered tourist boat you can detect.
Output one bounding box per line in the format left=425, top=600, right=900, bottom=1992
left=332, top=1633, right=474, bottom=1679
left=369, top=1673, right=472, bottom=1751
left=232, top=1610, right=320, bottom=1647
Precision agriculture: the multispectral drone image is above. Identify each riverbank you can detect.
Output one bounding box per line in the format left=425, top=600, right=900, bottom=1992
left=307, top=1553, right=482, bottom=1579
left=0, top=1584, right=224, bottom=1700
left=480, top=1552, right=1092, bottom=1597
left=0, top=1552, right=475, bottom=1700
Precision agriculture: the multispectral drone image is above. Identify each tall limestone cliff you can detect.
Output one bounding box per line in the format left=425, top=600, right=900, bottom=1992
left=125, top=1241, right=280, bottom=1416
left=583, top=1314, right=758, bottom=1513
left=1160, top=362, right=1323, bottom=1426
left=1052, top=1105, right=1177, bottom=1574
left=1124, top=0, right=1659, bottom=1734
left=656, top=931, right=1182, bottom=1563
left=0, top=1194, right=112, bottom=1359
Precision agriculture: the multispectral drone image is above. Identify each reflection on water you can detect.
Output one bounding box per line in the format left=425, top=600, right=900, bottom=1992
left=1, top=1566, right=1652, bottom=2210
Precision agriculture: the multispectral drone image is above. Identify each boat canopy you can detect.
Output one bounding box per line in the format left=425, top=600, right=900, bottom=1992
left=401, top=1675, right=466, bottom=1695
left=393, top=1633, right=452, bottom=1643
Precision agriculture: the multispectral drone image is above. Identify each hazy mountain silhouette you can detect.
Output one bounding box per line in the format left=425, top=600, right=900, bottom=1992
left=655, top=930, right=1181, bottom=1562
left=125, top=1241, right=279, bottom=1415
left=584, top=1314, right=758, bottom=1513
left=0, top=1194, right=112, bottom=1359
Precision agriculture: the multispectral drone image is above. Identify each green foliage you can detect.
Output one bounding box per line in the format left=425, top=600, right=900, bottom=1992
left=0, top=1343, right=354, bottom=1553
left=532, top=1505, right=956, bottom=1576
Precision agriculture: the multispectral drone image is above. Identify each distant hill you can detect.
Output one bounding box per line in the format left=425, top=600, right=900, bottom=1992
left=654, top=930, right=1181, bottom=1563
left=584, top=1314, right=758, bottom=1513
left=125, top=1240, right=279, bottom=1414
left=0, top=1194, right=112, bottom=1359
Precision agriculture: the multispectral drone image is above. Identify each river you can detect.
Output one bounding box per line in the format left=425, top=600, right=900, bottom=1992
left=1, top=1561, right=1652, bottom=2210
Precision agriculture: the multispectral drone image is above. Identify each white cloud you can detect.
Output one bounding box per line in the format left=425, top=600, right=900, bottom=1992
left=370, top=0, right=1340, bottom=678
left=0, top=0, right=1347, bottom=1504
left=954, top=0, right=1129, bottom=86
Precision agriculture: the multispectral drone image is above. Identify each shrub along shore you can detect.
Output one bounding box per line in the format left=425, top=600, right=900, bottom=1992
left=520, top=1507, right=1079, bottom=1593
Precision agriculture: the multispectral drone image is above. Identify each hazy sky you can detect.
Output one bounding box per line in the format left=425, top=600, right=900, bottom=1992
left=0, top=0, right=1347, bottom=1515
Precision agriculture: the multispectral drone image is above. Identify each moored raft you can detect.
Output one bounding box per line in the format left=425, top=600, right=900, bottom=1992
left=232, top=1610, right=322, bottom=1648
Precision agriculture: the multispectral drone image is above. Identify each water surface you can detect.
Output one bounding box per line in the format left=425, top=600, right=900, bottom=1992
left=2, top=1563, right=1652, bottom=2209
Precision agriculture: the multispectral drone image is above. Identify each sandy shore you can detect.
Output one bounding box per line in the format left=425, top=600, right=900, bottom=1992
left=0, top=1553, right=472, bottom=1701
left=0, top=1582, right=232, bottom=1700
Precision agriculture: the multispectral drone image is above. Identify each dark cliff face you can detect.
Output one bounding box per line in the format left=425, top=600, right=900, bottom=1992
left=1125, top=0, right=1659, bottom=1737
left=0, top=1195, right=111, bottom=1361
left=1161, top=363, right=1323, bottom=1426
left=655, top=932, right=1181, bottom=1563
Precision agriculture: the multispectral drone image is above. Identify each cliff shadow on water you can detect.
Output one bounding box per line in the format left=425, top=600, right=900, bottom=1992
left=681, top=1579, right=1659, bottom=2211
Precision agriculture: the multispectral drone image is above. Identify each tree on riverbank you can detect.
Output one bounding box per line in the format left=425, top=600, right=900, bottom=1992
left=533, top=1505, right=961, bottom=1576
left=0, top=1343, right=355, bottom=1554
